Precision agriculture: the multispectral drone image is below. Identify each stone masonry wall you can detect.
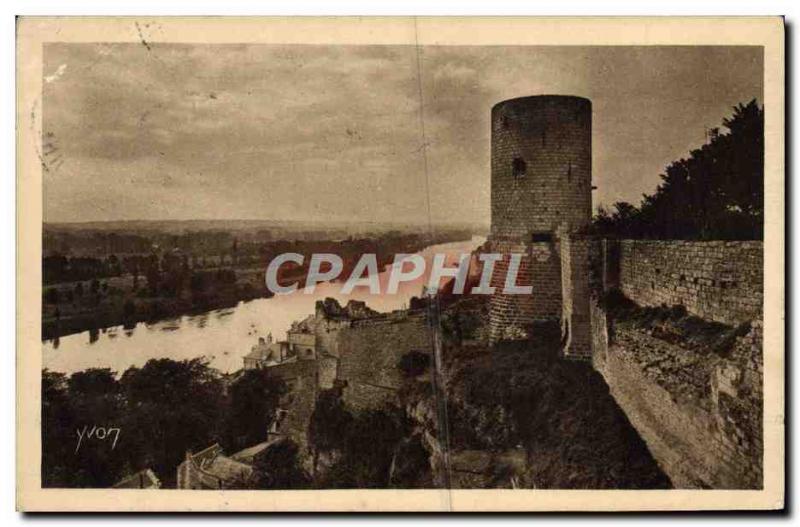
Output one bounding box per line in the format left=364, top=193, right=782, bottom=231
left=313, top=317, right=352, bottom=358
left=262, top=359, right=322, bottom=453
left=559, top=230, right=592, bottom=359
left=617, top=240, right=763, bottom=326
left=490, top=95, right=592, bottom=237
left=334, top=314, right=431, bottom=410
left=488, top=95, right=592, bottom=344
left=590, top=239, right=764, bottom=488
left=710, top=320, right=763, bottom=487
left=599, top=324, right=763, bottom=488
left=488, top=239, right=562, bottom=342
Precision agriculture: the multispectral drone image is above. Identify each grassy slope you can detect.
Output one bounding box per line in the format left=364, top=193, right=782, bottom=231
left=442, top=312, right=671, bottom=489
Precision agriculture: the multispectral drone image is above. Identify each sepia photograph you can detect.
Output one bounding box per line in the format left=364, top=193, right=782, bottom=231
left=16, top=16, right=784, bottom=511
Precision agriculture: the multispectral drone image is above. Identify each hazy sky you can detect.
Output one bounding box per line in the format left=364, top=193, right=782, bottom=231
left=43, top=44, right=762, bottom=225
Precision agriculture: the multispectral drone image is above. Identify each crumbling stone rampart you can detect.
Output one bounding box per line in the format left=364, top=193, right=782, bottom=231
left=616, top=240, right=762, bottom=326
left=591, top=240, right=764, bottom=488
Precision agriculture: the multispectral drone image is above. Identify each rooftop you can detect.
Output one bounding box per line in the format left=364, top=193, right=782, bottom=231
left=112, top=468, right=161, bottom=489
left=187, top=443, right=254, bottom=486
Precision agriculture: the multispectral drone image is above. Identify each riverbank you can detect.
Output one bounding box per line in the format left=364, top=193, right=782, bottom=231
left=43, top=232, right=475, bottom=341
left=42, top=266, right=273, bottom=341
left=42, top=236, right=485, bottom=375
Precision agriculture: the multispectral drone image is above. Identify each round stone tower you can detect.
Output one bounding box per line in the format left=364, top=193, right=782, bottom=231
left=487, top=95, right=592, bottom=343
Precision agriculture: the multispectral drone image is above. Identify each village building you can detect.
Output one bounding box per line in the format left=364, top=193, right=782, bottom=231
left=113, top=468, right=161, bottom=489
left=176, top=443, right=255, bottom=489
left=241, top=315, right=325, bottom=370
left=242, top=334, right=287, bottom=369
left=176, top=440, right=286, bottom=489
left=237, top=297, right=431, bottom=465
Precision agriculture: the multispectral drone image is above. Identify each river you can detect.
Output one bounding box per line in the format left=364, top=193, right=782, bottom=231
left=42, top=236, right=485, bottom=375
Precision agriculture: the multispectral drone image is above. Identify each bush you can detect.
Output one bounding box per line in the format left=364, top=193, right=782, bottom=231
left=308, top=388, right=352, bottom=456
left=592, top=100, right=763, bottom=240
left=252, top=439, right=309, bottom=489
left=398, top=350, right=431, bottom=378
left=223, top=369, right=286, bottom=452
left=322, top=405, right=411, bottom=488
left=122, top=299, right=136, bottom=320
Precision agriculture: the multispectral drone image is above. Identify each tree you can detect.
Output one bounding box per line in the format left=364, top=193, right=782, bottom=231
left=122, top=299, right=136, bottom=320
left=215, top=268, right=237, bottom=285
left=328, top=406, right=410, bottom=488
left=189, top=272, right=208, bottom=294
left=45, top=288, right=60, bottom=305
left=119, top=358, right=226, bottom=486
left=144, top=254, right=161, bottom=296
left=251, top=439, right=310, bottom=489
left=68, top=368, right=119, bottom=398
left=125, top=258, right=141, bottom=289
left=67, top=369, right=127, bottom=487
left=223, top=369, right=286, bottom=452
left=308, top=388, right=352, bottom=470
left=43, top=254, right=69, bottom=284
left=592, top=100, right=764, bottom=240
left=42, top=360, right=227, bottom=489
left=41, top=370, right=75, bottom=487
left=107, top=254, right=121, bottom=276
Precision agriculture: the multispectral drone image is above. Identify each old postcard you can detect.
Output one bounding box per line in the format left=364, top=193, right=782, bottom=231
left=16, top=17, right=784, bottom=511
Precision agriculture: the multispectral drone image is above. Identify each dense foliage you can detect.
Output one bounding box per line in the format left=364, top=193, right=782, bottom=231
left=251, top=439, right=310, bottom=489
left=307, top=388, right=353, bottom=462
left=593, top=100, right=763, bottom=240
left=448, top=326, right=672, bottom=489
left=222, top=369, right=286, bottom=452
left=308, top=389, right=413, bottom=488
left=41, top=358, right=286, bottom=488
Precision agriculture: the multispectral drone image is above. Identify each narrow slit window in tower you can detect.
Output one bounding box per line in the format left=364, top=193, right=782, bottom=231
left=512, top=157, right=527, bottom=179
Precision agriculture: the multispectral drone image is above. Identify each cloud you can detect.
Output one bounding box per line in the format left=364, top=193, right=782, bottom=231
left=42, top=43, right=762, bottom=224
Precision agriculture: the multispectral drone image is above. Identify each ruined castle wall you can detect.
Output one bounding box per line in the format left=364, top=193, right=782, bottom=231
left=177, top=456, right=202, bottom=489
left=314, top=317, right=352, bottom=358
left=712, top=320, right=764, bottom=486
left=288, top=331, right=316, bottom=359
left=617, top=240, right=763, bottom=326
left=334, top=315, right=431, bottom=410
left=589, top=239, right=764, bottom=488
left=317, top=356, right=338, bottom=390
left=590, top=299, right=610, bottom=370
left=263, top=359, right=321, bottom=452
left=588, top=239, right=613, bottom=369
left=559, top=232, right=592, bottom=359
left=599, top=324, right=763, bottom=488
